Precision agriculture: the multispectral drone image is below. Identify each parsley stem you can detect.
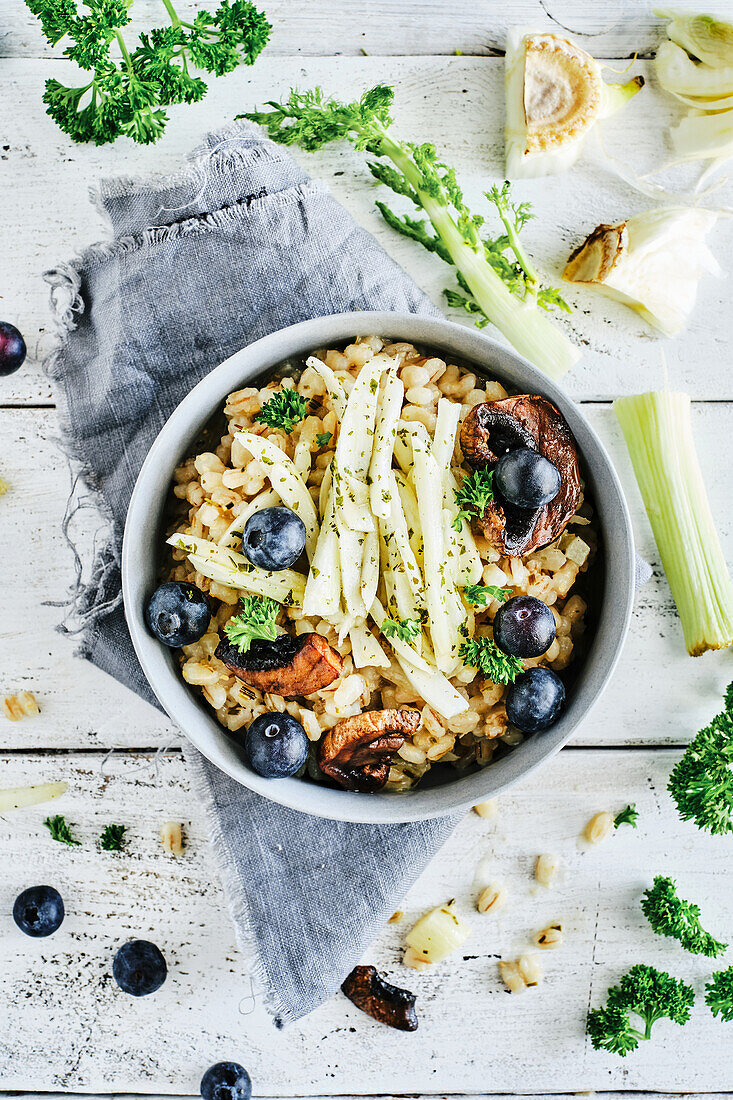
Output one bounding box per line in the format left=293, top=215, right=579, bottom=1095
left=115, top=30, right=134, bottom=71
left=160, top=0, right=182, bottom=27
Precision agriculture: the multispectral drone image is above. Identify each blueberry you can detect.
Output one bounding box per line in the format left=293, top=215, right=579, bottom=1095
left=113, top=939, right=167, bottom=996
left=245, top=712, right=308, bottom=778
left=0, top=321, right=27, bottom=376
left=495, top=447, right=561, bottom=510
left=145, top=581, right=210, bottom=647
left=200, top=1061, right=252, bottom=1100
left=13, top=885, right=64, bottom=937
left=493, top=595, right=556, bottom=658
left=242, top=506, right=306, bottom=571
left=506, top=667, right=566, bottom=733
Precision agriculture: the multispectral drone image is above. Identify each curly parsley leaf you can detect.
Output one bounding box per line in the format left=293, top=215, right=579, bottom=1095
left=459, top=636, right=523, bottom=685
left=381, top=617, right=421, bottom=644
left=26, top=0, right=271, bottom=145
left=100, top=823, right=127, bottom=851
left=452, top=469, right=494, bottom=531
left=641, top=875, right=727, bottom=958
left=463, top=583, right=511, bottom=608
left=224, top=594, right=280, bottom=654
left=706, top=966, right=733, bottom=1022
left=44, top=814, right=81, bottom=847
left=614, top=803, right=639, bottom=829
left=254, top=388, right=309, bottom=433
left=668, top=681, right=733, bottom=835
left=587, top=964, right=694, bottom=1057
left=315, top=431, right=332, bottom=448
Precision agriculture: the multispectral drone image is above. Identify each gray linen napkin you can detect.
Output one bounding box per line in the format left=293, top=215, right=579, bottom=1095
left=44, top=120, right=649, bottom=1025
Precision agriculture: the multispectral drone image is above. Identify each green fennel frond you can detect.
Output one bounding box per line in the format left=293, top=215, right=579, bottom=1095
left=588, top=964, right=694, bottom=1057
left=254, top=388, right=309, bottom=432
left=44, top=814, right=81, bottom=847
left=668, top=681, right=733, bottom=834
left=463, top=584, right=511, bottom=607
left=100, top=823, right=127, bottom=851
left=705, top=966, right=733, bottom=1022
left=614, top=804, right=639, bottom=828
left=224, top=595, right=280, bottom=653
left=641, top=875, right=727, bottom=957
left=459, top=636, right=523, bottom=685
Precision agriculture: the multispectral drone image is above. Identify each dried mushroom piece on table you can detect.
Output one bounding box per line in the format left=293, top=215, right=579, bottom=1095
left=460, top=395, right=581, bottom=555
left=319, top=708, right=420, bottom=792
left=341, top=965, right=418, bottom=1031
left=215, top=632, right=343, bottom=698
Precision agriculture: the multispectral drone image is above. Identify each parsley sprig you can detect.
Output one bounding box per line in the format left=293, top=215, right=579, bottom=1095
left=459, top=636, right=523, bottom=685
left=381, top=617, right=421, bottom=644
left=254, top=388, right=309, bottom=433
left=452, top=469, right=495, bottom=531
left=587, top=965, right=694, bottom=1057
left=463, top=583, right=511, bottom=608
left=641, top=875, right=727, bottom=958
left=224, top=594, right=280, bottom=653
left=706, top=966, right=733, bottom=1022
left=100, top=823, right=127, bottom=851
left=26, top=0, right=271, bottom=145
left=614, top=803, right=639, bottom=829
left=44, top=814, right=81, bottom=847
left=668, top=681, right=733, bottom=834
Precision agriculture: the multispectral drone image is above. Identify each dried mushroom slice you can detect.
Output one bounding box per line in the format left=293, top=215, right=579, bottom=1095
left=342, top=965, right=418, bottom=1031
left=459, top=395, right=581, bottom=556
left=215, top=632, right=343, bottom=698
left=318, top=708, right=421, bottom=792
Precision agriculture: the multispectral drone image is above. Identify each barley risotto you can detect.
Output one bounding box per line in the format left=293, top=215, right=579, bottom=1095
left=162, top=336, right=596, bottom=792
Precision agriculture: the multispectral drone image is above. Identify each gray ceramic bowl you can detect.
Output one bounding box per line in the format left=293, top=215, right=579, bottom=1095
left=123, top=311, right=634, bottom=823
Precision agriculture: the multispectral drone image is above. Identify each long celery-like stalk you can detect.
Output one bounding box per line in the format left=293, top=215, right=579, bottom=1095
left=615, top=390, right=733, bottom=656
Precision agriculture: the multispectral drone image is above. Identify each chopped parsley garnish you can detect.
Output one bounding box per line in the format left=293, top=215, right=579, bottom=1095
left=381, top=617, right=421, bottom=644
left=453, top=469, right=494, bottom=531
left=463, top=583, right=511, bottom=607
left=614, top=804, right=639, bottom=829
left=44, top=814, right=81, bottom=847
left=315, top=431, right=332, bottom=448
left=254, top=389, right=309, bottom=433
left=100, top=823, right=127, bottom=851
left=641, top=875, right=727, bottom=958
left=459, top=636, right=523, bottom=684
left=224, top=594, right=280, bottom=653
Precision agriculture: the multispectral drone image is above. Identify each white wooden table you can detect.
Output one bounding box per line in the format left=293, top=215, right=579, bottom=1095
left=2, top=1, right=732, bottom=1096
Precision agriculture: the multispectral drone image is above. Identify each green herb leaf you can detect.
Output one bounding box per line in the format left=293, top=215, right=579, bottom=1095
left=254, top=388, right=309, bottom=433
left=614, top=803, right=639, bottom=829
left=668, top=681, right=733, bottom=834
left=641, top=875, right=727, bottom=957
left=588, top=965, right=694, bottom=1057
left=44, top=814, right=81, bottom=847
left=452, top=469, right=494, bottom=530
left=381, top=617, right=421, bottom=644
left=224, top=594, right=280, bottom=653
left=705, top=966, right=733, bottom=1022
left=463, top=583, right=511, bottom=608
left=100, top=823, right=127, bottom=851
left=315, top=431, right=332, bottom=448
left=458, top=636, right=523, bottom=685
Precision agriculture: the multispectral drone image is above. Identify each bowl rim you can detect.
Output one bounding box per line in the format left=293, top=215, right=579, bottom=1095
left=122, top=310, right=635, bottom=823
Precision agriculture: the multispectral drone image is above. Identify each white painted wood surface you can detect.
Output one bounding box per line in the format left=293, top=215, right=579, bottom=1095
left=2, top=0, right=733, bottom=1094
left=3, top=749, right=733, bottom=1094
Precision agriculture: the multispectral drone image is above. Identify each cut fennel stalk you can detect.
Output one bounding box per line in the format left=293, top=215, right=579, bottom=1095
left=241, top=86, right=580, bottom=380
left=614, top=390, right=733, bottom=656
left=505, top=28, right=644, bottom=178
left=563, top=207, right=721, bottom=336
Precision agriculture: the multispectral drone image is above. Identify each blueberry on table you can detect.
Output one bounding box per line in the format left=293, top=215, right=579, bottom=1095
left=242, top=506, right=306, bottom=571
left=0, top=321, right=27, bottom=376
left=112, top=939, right=167, bottom=996
left=200, top=1061, right=252, bottom=1100
left=493, top=595, right=556, bottom=658
left=506, top=667, right=566, bottom=733
left=13, top=885, right=64, bottom=937
left=495, top=446, right=561, bottom=510
left=145, top=581, right=210, bottom=647
left=245, top=712, right=308, bottom=778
